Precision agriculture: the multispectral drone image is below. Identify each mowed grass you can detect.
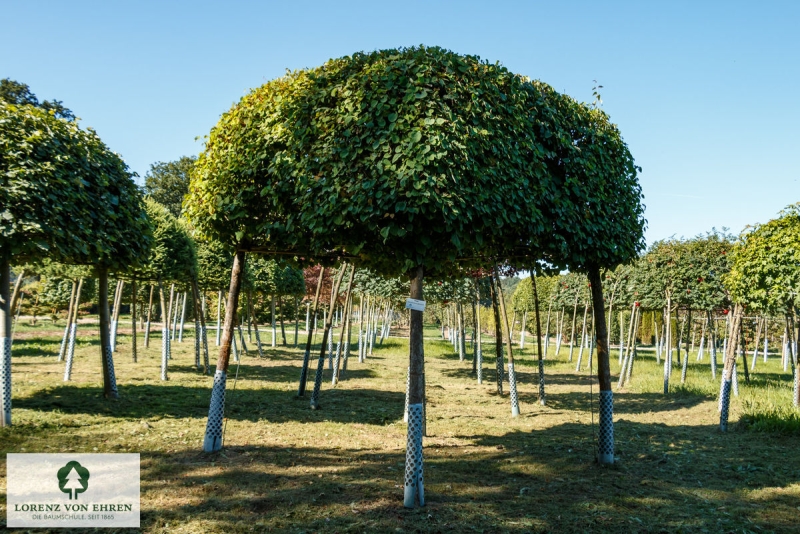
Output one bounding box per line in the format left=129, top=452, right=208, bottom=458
left=2, top=319, right=800, bottom=533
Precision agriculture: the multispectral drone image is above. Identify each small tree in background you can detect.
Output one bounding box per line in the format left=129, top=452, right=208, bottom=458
left=144, top=156, right=197, bottom=218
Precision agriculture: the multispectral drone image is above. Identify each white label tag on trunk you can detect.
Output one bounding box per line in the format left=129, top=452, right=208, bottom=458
left=405, top=298, right=426, bottom=312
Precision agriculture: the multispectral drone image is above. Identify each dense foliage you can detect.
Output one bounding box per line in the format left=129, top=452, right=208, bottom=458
left=144, top=156, right=197, bottom=218
left=726, top=205, right=800, bottom=314
left=1, top=102, right=151, bottom=270
left=185, top=46, right=644, bottom=279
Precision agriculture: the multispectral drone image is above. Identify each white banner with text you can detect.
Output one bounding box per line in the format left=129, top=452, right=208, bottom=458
left=7, top=453, right=140, bottom=528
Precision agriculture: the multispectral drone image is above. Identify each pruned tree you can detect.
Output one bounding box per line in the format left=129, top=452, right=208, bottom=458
left=725, top=204, right=800, bottom=420
left=185, top=45, right=644, bottom=505
left=1, top=101, right=151, bottom=421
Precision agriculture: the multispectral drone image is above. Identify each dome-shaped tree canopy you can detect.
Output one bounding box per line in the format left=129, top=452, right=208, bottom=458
left=196, top=238, right=234, bottom=291
left=133, top=199, right=197, bottom=283
left=1, top=103, right=151, bottom=269
left=186, top=46, right=601, bottom=277
left=524, top=91, right=646, bottom=271
left=247, top=256, right=305, bottom=296
left=725, top=204, right=800, bottom=314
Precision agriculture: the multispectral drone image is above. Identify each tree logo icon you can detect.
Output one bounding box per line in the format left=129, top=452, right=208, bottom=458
left=57, top=461, right=90, bottom=500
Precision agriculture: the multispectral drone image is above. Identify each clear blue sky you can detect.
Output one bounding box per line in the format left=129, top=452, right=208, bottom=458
left=2, top=1, right=798, bottom=246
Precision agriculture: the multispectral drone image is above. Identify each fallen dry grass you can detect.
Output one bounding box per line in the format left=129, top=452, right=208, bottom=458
left=1, top=321, right=799, bottom=533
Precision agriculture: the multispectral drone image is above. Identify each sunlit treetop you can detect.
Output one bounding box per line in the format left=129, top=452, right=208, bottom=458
left=1, top=103, right=151, bottom=271
left=725, top=204, right=800, bottom=314
left=187, top=46, right=644, bottom=278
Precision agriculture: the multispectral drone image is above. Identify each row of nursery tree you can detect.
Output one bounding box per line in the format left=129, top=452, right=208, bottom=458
left=4, top=46, right=797, bottom=511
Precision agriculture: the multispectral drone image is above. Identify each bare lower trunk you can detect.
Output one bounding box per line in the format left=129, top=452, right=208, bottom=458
left=404, top=265, right=425, bottom=508
left=310, top=265, right=347, bottom=409
left=494, top=268, right=519, bottom=417
left=298, top=268, right=325, bottom=397
left=1, top=256, right=13, bottom=426
left=202, top=250, right=246, bottom=452
left=719, top=303, right=744, bottom=431
left=568, top=293, right=579, bottom=362
left=144, top=285, right=154, bottom=348
left=191, top=280, right=210, bottom=374
left=9, top=268, right=28, bottom=318
left=131, top=279, right=137, bottom=362
left=532, top=276, right=546, bottom=405
left=158, top=279, right=170, bottom=381
left=489, top=276, right=504, bottom=395
left=58, top=280, right=78, bottom=362
left=333, top=268, right=356, bottom=384
left=279, top=295, right=287, bottom=345
left=98, top=268, right=119, bottom=400
left=588, top=267, right=613, bottom=465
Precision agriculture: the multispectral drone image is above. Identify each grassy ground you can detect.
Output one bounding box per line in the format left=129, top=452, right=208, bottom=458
left=2, top=319, right=800, bottom=533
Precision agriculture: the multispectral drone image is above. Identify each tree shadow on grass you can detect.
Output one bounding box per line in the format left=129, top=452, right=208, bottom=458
left=518, top=387, right=709, bottom=415
left=15, top=382, right=404, bottom=426
left=117, top=419, right=800, bottom=533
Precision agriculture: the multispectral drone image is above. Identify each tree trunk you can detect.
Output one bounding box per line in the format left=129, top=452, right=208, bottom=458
left=489, top=275, right=504, bottom=395
left=682, top=308, right=692, bottom=383
left=131, top=279, right=137, bottom=363
left=179, top=291, right=188, bottom=343
left=663, top=297, right=672, bottom=393
left=279, top=295, right=287, bottom=345
left=472, top=288, right=479, bottom=376
left=294, top=296, right=299, bottom=347
left=751, top=317, right=762, bottom=371
left=568, top=292, right=579, bottom=362
left=245, top=291, right=252, bottom=343
left=248, top=290, right=264, bottom=358
left=9, top=268, right=28, bottom=320
left=342, top=292, right=354, bottom=372
left=457, top=302, right=465, bottom=361
left=543, top=296, right=553, bottom=358
left=191, top=280, right=210, bottom=374
left=575, top=301, right=589, bottom=372
left=624, top=307, right=641, bottom=385
left=1, top=256, right=12, bottom=426
left=158, top=279, right=170, bottom=380
left=216, top=290, right=222, bottom=346
left=298, top=268, right=325, bottom=397
left=720, top=303, right=744, bottom=431
left=333, top=267, right=355, bottom=384
left=739, top=318, right=750, bottom=383
left=310, top=265, right=347, bottom=409
left=403, top=265, right=425, bottom=508
left=203, top=250, right=246, bottom=452
left=709, top=311, right=718, bottom=379
left=494, top=268, right=519, bottom=416
left=474, top=280, right=482, bottom=384
left=58, top=280, right=78, bottom=362
left=63, top=279, right=83, bottom=381
left=588, top=266, right=613, bottom=464
left=271, top=294, right=277, bottom=347
left=788, top=312, right=799, bottom=407
left=532, top=275, right=546, bottom=405
left=144, top=284, right=154, bottom=348
left=98, top=268, right=119, bottom=399
left=110, top=279, right=123, bottom=352
left=168, top=284, right=177, bottom=342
